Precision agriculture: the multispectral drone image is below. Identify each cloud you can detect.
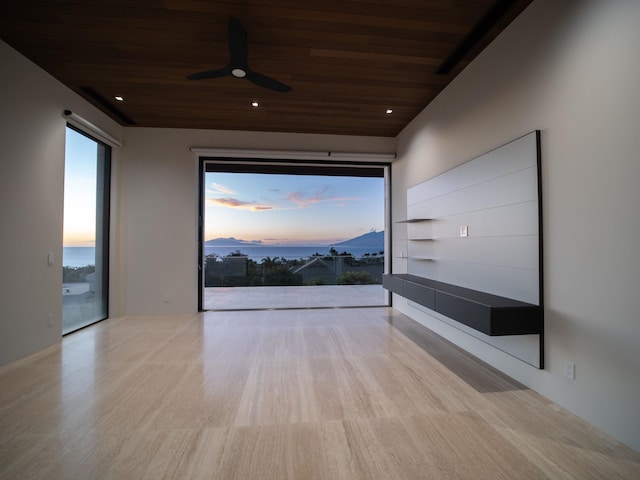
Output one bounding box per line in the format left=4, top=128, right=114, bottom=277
left=208, top=182, right=236, bottom=195
left=286, top=186, right=359, bottom=209
left=207, top=185, right=360, bottom=212
left=287, top=191, right=319, bottom=208
left=206, top=197, right=274, bottom=211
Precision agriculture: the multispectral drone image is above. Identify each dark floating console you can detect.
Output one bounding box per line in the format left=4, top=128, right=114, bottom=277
left=383, top=274, right=543, bottom=336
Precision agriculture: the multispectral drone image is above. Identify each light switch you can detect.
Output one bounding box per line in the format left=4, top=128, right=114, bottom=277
left=47, top=251, right=55, bottom=266
left=460, top=226, right=468, bottom=237
left=563, top=361, right=576, bottom=381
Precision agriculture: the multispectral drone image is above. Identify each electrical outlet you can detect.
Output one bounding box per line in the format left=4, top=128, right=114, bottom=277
left=563, top=361, right=575, bottom=381
left=47, top=314, right=54, bottom=327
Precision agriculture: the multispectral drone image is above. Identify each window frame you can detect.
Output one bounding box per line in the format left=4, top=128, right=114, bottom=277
left=63, top=124, right=111, bottom=334
left=197, top=157, right=391, bottom=311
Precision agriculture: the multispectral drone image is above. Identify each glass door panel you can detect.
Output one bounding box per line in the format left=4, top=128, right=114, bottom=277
left=200, top=165, right=388, bottom=310
left=62, top=126, right=110, bottom=333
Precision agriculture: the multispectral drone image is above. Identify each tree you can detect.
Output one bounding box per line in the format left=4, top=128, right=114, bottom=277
left=336, top=271, right=375, bottom=285
left=261, top=256, right=279, bottom=270
left=263, top=266, right=303, bottom=286
left=62, top=265, right=95, bottom=283
left=204, top=254, right=223, bottom=286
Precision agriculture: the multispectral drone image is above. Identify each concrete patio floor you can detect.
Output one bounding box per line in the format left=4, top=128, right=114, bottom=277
left=203, top=284, right=387, bottom=310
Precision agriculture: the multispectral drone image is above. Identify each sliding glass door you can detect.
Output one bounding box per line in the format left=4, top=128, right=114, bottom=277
left=62, top=126, right=110, bottom=334
left=199, top=160, right=389, bottom=310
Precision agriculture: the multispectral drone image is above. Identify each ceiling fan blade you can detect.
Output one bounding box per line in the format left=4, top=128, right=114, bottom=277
left=228, top=16, right=248, bottom=66
left=186, top=67, right=230, bottom=80
left=187, top=17, right=292, bottom=93
left=246, top=70, right=292, bottom=93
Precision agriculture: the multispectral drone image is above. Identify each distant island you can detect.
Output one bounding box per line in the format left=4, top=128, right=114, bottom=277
left=204, top=237, right=265, bottom=246
left=205, top=230, right=383, bottom=250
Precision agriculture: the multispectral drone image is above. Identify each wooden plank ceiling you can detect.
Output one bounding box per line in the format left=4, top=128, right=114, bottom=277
left=0, top=0, right=532, bottom=137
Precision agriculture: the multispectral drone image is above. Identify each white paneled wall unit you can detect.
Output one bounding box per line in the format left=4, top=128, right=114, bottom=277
left=391, top=131, right=543, bottom=367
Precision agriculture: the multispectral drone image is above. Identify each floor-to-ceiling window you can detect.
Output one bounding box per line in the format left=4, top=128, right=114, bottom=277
left=199, top=160, right=389, bottom=310
left=62, top=126, right=110, bottom=333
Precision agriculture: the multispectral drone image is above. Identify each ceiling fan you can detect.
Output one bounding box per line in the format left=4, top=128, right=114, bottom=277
left=187, top=17, right=292, bottom=93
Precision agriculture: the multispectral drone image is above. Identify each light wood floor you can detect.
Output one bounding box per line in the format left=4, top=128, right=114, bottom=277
left=1, top=308, right=639, bottom=479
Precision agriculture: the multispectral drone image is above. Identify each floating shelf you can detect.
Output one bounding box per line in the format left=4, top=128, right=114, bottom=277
left=383, top=273, right=543, bottom=336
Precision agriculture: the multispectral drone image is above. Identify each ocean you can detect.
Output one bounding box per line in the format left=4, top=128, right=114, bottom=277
left=63, top=247, right=97, bottom=267
left=63, top=245, right=384, bottom=267
left=204, top=245, right=384, bottom=262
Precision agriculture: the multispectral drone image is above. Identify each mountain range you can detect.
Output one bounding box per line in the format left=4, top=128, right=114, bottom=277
left=331, top=230, right=383, bottom=248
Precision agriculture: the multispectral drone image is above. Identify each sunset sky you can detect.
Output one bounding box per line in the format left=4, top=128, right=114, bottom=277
left=63, top=127, right=98, bottom=247
left=205, top=172, right=384, bottom=245
left=63, top=125, right=385, bottom=248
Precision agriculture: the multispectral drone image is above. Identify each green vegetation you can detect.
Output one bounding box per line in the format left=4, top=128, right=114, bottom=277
left=204, top=253, right=303, bottom=287
left=262, top=266, right=303, bottom=286
left=204, top=250, right=383, bottom=287
left=63, top=265, right=95, bottom=283
left=336, top=271, right=376, bottom=285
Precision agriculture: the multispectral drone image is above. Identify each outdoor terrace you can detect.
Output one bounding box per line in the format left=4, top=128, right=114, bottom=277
left=203, top=284, right=387, bottom=310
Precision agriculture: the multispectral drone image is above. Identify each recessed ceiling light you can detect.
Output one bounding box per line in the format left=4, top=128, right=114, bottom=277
left=251, top=101, right=259, bottom=107
left=385, top=108, right=393, bottom=114
left=114, top=96, right=124, bottom=102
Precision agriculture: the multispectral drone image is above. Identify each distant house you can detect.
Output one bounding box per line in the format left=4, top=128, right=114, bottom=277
left=85, top=272, right=95, bottom=294
left=291, top=257, right=341, bottom=285
left=291, top=255, right=383, bottom=285
left=222, top=256, right=248, bottom=277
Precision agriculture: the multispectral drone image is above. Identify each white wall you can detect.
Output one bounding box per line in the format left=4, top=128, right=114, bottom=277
left=118, top=128, right=395, bottom=315
left=0, top=37, right=394, bottom=362
left=394, top=0, right=640, bottom=451
left=0, top=40, right=123, bottom=365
